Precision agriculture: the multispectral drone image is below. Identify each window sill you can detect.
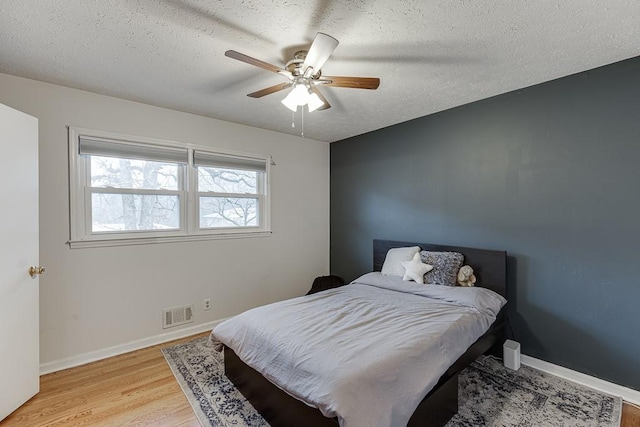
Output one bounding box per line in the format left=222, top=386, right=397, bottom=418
left=67, top=230, right=272, bottom=249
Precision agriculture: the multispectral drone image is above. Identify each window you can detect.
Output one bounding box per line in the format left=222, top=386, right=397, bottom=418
left=194, top=151, right=266, bottom=230
left=68, top=128, right=270, bottom=248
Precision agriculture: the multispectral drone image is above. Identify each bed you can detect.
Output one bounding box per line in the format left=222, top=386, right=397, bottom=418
left=214, top=239, right=507, bottom=427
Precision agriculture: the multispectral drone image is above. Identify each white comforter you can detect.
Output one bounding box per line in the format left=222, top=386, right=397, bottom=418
left=211, top=272, right=506, bottom=427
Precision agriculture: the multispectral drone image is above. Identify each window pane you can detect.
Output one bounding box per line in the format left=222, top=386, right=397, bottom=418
left=90, top=156, right=179, bottom=190
left=91, top=193, right=180, bottom=232
left=197, top=166, right=258, bottom=194
left=200, top=197, right=258, bottom=228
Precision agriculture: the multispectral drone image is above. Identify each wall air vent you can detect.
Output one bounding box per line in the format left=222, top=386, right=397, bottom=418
left=162, top=304, right=194, bottom=329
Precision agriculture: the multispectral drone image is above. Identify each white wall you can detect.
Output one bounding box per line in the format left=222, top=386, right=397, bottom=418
left=0, top=73, right=330, bottom=366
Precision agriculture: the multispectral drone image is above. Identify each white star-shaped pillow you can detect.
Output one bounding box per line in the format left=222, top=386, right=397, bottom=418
left=400, top=252, right=434, bottom=284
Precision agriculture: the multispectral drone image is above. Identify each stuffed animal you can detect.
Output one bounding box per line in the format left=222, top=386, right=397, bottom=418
left=457, top=265, right=476, bottom=287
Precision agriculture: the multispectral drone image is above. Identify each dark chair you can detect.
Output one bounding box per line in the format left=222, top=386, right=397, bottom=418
left=306, top=275, right=346, bottom=295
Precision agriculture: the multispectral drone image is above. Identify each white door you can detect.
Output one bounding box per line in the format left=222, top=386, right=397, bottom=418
left=0, top=103, right=40, bottom=420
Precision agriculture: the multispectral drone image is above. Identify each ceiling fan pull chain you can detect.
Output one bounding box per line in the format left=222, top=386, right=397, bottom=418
left=291, top=110, right=295, bottom=128
left=301, top=106, right=305, bottom=138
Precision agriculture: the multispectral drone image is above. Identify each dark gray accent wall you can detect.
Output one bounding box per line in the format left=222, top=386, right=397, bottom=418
left=330, top=56, right=640, bottom=390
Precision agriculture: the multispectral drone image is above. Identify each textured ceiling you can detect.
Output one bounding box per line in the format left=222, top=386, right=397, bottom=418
left=2, top=1, right=640, bottom=142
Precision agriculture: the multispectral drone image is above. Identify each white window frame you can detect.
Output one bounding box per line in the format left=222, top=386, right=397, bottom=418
left=68, top=127, right=271, bottom=248
left=192, top=150, right=267, bottom=232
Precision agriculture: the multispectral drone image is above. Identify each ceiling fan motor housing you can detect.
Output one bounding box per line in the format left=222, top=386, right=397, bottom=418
left=286, top=51, right=321, bottom=79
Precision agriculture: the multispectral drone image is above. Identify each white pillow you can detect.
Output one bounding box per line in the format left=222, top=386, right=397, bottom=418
left=401, top=252, right=434, bottom=284
left=380, top=246, right=420, bottom=277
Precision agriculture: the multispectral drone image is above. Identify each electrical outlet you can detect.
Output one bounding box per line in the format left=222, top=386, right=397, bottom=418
left=203, top=298, right=211, bottom=311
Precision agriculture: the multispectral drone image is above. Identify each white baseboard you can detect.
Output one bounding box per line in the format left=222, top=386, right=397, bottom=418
left=521, top=354, right=640, bottom=405
left=39, top=318, right=228, bottom=375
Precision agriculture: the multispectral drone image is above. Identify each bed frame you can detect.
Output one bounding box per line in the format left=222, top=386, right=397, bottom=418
left=224, top=239, right=507, bottom=427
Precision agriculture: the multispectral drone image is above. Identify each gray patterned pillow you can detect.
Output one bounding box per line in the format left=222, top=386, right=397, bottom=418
left=420, top=251, right=464, bottom=286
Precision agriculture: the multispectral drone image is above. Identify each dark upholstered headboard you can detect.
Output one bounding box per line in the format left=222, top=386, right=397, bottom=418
left=373, top=239, right=507, bottom=298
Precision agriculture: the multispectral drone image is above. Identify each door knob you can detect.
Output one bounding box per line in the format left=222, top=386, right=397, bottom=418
left=28, top=266, right=45, bottom=278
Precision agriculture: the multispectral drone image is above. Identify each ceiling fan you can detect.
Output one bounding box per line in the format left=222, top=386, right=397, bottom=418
left=225, top=33, right=380, bottom=112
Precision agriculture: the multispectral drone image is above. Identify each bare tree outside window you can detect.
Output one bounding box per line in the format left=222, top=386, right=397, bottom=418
left=90, top=156, right=180, bottom=232
left=198, top=166, right=259, bottom=228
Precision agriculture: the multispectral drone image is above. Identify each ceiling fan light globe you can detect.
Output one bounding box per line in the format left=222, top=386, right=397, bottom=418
left=307, top=92, right=324, bottom=112
left=289, top=84, right=311, bottom=105
left=281, top=95, right=298, bottom=112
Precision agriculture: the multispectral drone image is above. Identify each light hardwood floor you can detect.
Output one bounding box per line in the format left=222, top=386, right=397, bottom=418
left=2, top=332, right=639, bottom=426
left=622, top=402, right=640, bottom=427
left=1, top=333, right=207, bottom=426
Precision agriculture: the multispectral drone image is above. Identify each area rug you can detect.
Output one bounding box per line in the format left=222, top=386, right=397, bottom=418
left=162, top=337, right=622, bottom=427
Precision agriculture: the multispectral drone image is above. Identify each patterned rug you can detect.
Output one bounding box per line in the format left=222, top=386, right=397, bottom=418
left=162, top=337, right=622, bottom=427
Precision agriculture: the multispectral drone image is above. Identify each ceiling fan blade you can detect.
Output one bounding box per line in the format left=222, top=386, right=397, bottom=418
left=247, top=82, right=292, bottom=98
left=310, top=86, right=331, bottom=110
left=319, top=76, right=380, bottom=90
left=225, top=50, right=286, bottom=74
left=302, top=33, right=339, bottom=74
